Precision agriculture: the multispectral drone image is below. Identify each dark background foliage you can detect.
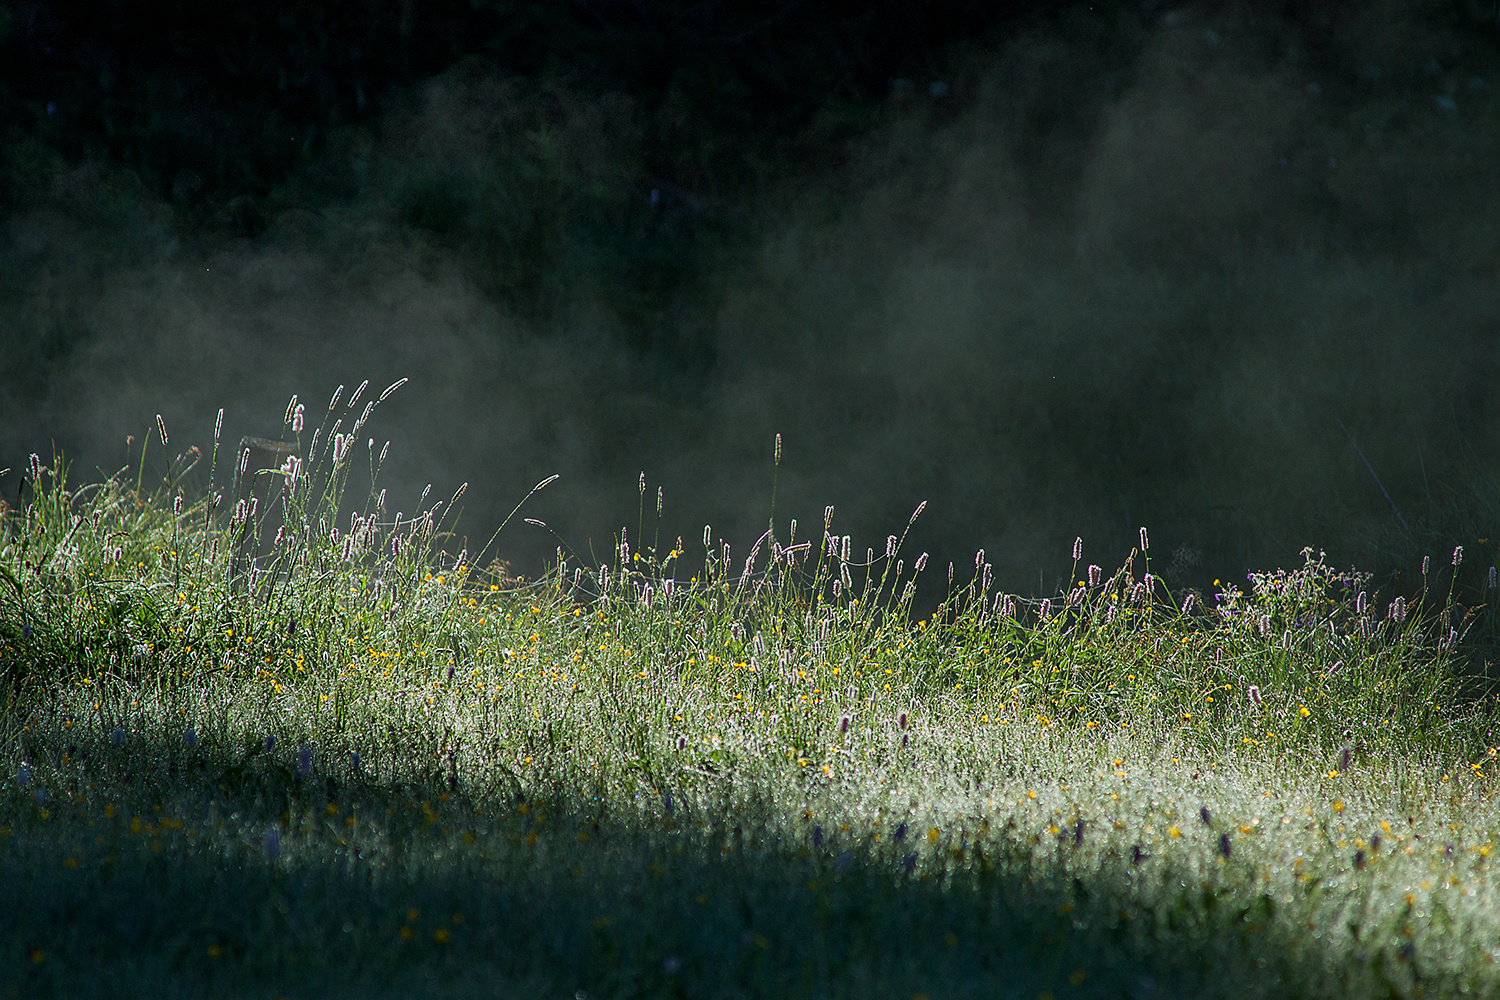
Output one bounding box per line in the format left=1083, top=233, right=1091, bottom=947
left=2, top=1, right=1059, bottom=204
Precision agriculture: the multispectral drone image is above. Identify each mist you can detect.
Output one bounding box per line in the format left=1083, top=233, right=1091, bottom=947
left=4, top=1, right=1499, bottom=596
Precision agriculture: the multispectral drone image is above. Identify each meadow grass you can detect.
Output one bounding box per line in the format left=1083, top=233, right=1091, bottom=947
left=3, top=387, right=1500, bottom=999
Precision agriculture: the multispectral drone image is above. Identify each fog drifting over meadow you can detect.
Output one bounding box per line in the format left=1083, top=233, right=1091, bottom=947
left=4, top=3, right=1498, bottom=594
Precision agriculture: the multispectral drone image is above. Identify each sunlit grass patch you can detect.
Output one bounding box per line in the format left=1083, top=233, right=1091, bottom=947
left=2, top=391, right=1499, bottom=998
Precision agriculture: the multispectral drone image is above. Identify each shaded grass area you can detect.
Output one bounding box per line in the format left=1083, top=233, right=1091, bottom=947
left=3, top=731, right=1479, bottom=1000
left=5, top=704, right=1498, bottom=999
left=3, top=393, right=1500, bottom=997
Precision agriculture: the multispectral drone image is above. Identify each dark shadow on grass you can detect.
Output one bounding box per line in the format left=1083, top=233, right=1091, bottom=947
left=0, top=724, right=1431, bottom=1000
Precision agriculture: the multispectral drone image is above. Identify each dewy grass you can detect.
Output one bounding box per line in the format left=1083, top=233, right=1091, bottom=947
left=2, top=391, right=1499, bottom=998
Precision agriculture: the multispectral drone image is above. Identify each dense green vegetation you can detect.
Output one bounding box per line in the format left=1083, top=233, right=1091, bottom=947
left=3, top=391, right=1500, bottom=996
